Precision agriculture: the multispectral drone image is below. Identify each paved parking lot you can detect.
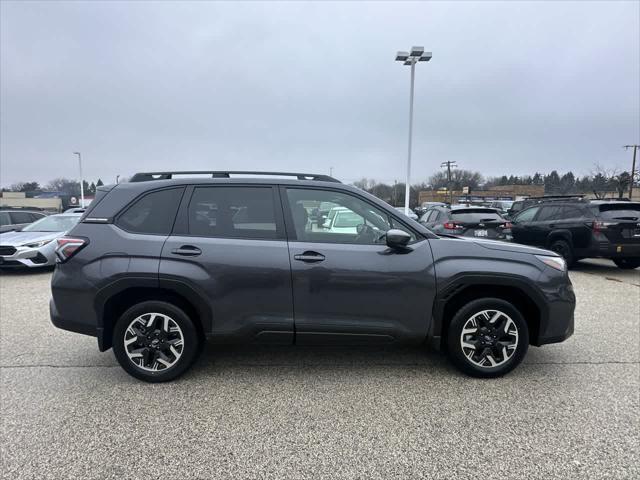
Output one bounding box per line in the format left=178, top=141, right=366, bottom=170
left=1, top=259, right=638, bottom=479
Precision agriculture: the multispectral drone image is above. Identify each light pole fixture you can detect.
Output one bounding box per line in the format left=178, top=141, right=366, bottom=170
left=73, top=152, right=84, bottom=207
left=395, top=46, right=432, bottom=216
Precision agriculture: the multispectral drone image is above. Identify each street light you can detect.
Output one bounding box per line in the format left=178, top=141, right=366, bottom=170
left=73, top=152, right=84, bottom=207
left=395, top=46, right=432, bottom=216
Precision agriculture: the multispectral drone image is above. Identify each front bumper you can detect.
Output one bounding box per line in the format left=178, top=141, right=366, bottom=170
left=534, top=272, right=576, bottom=346
left=0, top=243, right=56, bottom=268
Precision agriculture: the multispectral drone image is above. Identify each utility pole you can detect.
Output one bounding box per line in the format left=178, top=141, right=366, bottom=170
left=440, top=160, right=457, bottom=204
left=329, top=166, right=334, bottom=177
left=623, top=145, right=639, bottom=199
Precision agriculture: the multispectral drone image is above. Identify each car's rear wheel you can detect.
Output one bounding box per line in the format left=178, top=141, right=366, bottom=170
left=446, top=298, right=529, bottom=378
left=112, top=301, right=200, bottom=382
left=613, top=258, right=640, bottom=270
left=549, top=239, right=575, bottom=267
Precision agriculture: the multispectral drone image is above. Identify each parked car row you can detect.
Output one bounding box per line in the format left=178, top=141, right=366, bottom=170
left=417, top=197, right=640, bottom=270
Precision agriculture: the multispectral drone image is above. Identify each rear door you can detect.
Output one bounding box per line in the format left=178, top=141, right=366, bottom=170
left=282, top=186, right=436, bottom=345
left=160, top=185, right=294, bottom=343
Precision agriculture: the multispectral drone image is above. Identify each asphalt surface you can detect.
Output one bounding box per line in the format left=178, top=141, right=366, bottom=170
left=1, top=259, right=638, bottom=479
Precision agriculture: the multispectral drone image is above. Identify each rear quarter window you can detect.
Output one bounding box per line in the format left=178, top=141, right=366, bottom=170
left=116, top=188, right=184, bottom=235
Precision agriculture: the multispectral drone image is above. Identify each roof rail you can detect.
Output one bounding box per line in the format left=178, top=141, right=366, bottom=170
left=129, top=171, right=341, bottom=183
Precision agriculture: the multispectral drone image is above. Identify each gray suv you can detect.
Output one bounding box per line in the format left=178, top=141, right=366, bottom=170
left=50, top=171, right=575, bottom=382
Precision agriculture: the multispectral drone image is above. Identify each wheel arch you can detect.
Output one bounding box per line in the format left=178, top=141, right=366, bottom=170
left=431, top=274, right=547, bottom=350
left=95, top=279, right=212, bottom=351
left=546, top=230, right=573, bottom=248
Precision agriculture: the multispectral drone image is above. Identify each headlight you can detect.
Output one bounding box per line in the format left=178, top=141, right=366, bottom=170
left=535, top=255, right=566, bottom=272
left=23, top=239, right=53, bottom=248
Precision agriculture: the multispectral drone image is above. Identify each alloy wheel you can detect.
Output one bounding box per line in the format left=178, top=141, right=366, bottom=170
left=123, top=313, right=185, bottom=372
left=459, top=309, right=519, bottom=368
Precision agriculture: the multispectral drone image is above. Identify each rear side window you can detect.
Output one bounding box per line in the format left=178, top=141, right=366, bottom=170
left=188, top=186, right=277, bottom=239
left=0, top=212, right=10, bottom=226
left=559, top=206, right=585, bottom=219
left=117, top=188, right=183, bottom=234
left=9, top=212, right=33, bottom=224
left=30, top=213, right=46, bottom=221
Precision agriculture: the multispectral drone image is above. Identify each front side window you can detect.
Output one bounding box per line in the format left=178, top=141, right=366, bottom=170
left=535, top=206, right=562, bottom=222
left=187, top=186, right=277, bottom=239
left=514, top=206, right=540, bottom=223
left=117, top=188, right=183, bottom=235
left=286, top=188, right=411, bottom=244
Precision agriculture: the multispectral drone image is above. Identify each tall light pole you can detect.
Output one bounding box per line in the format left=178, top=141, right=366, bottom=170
left=623, top=145, right=639, bottom=199
left=73, top=152, right=84, bottom=207
left=396, top=46, right=432, bottom=215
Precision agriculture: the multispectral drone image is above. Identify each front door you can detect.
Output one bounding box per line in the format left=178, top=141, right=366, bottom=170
left=160, top=185, right=294, bottom=344
left=282, top=186, right=436, bottom=345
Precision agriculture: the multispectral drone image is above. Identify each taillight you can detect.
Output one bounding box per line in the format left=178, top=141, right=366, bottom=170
left=501, top=222, right=513, bottom=229
left=592, top=220, right=614, bottom=233
left=443, top=222, right=462, bottom=230
left=55, top=237, right=88, bottom=262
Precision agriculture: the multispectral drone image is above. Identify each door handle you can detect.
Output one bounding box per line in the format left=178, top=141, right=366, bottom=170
left=549, top=224, right=556, bottom=228
left=294, top=251, right=325, bottom=263
left=171, top=245, right=202, bottom=256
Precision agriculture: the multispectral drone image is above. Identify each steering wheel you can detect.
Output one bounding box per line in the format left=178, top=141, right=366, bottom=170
left=355, top=224, right=378, bottom=243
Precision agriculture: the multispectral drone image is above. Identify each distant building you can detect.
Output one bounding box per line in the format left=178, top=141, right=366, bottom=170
left=419, top=184, right=545, bottom=205
left=0, top=191, right=62, bottom=212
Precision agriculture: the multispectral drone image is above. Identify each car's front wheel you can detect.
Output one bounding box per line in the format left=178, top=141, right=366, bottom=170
left=112, top=301, right=200, bottom=382
left=613, top=258, right=640, bottom=270
left=446, top=298, right=529, bottom=378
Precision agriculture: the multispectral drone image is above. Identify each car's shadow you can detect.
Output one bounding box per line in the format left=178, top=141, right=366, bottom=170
left=188, top=342, right=453, bottom=375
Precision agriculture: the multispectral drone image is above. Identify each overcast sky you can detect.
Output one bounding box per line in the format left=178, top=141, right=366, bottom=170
left=1, top=0, right=638, bottom=187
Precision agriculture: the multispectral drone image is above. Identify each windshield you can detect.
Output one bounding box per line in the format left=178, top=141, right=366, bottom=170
left=333, top=211, right=363, bottom=228
left=22, top=215, right=80, bottom=232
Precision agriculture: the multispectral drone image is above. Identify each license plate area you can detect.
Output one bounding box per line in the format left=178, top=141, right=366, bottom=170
left=474, top=229, right=488, bottom=237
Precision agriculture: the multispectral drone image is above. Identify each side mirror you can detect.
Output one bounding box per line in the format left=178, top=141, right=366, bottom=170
left=385, top=229, right=411, bottom=249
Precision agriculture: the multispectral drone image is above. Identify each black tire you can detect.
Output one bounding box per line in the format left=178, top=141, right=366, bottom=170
left=549, top=239, right=575, bottom=267
left=446, top=298, right=529, bottom=378
left=613, top=258, right=640, bottom=270
left=112, top=301, right=200, bottom=383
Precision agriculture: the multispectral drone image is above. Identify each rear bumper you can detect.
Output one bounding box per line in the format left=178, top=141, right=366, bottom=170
left=49, top=298, right=97, bottom=337
left=592, top=242, right=640, bottom=258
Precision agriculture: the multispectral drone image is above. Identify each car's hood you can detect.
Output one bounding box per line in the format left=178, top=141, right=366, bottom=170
left=457, top=237, right=558, bottom=256
left=0, top=230, right=62, bottom=246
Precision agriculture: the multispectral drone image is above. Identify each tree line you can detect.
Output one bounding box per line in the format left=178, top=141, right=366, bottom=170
left=3, top=178, right=106, bottom=196
left=3, top=165, right=636, bottom=205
